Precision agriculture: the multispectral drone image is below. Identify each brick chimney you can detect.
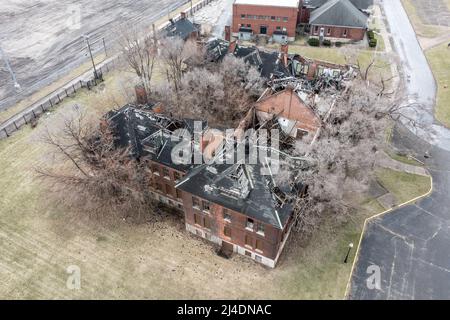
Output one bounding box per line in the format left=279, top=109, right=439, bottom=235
left=135, top=85, right=148, bottom=105
left=224, top=26, right=231, bottom=42
left=280, top=43, right=289, bottom=67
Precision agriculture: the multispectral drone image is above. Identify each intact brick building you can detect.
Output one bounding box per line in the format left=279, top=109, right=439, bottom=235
left=232, top=0, right=301, bottom=42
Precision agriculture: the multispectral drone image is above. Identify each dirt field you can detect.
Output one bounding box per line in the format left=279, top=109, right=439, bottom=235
left=0, top=0, right=185, bottom=111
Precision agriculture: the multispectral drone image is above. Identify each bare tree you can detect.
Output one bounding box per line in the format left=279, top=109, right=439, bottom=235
left=155, top=55, right=265, bottom=127
left=274, top=79, right=392, bottom=236
left=36, top=110, right=157, bottom=221
left=159, top=37, right=202, bottom=93
left=119, top=27, right=157, bottom=96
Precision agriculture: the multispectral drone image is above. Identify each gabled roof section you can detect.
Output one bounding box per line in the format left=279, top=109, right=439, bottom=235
left=303, top=0, right=373, bottom=10
left=176, top=161, right=295, bottom=229
left=309, top=0, right=369, bottom=28
left=164, top=17, right=199, bottom=40
left=232, top=45, right=292, bottom=79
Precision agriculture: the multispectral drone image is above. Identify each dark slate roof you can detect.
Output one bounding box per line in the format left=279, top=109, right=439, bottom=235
left=164, top=17, right=199, bottom=40
left=233, top=45, right=292, bottom=79
left=176, top=162, right=296, bottom=229
left=309, top=0, right=369, bottom=28
left=205, top=39, right=230, bottom=62
left=303, top=0, right=373, bottom=10
left=107, top=105, right=206, bottom=172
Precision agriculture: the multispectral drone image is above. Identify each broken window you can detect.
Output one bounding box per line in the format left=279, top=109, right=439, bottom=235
left=271, top=16, right=276, bottom=21
left=246, top=218, right=254, bottom=230
left=224, top=226, right=232, bottom=238
left=241, top=14, right=246, bottom=19
left=327, top=27, right=331, bottom=35
left=192, top=197, right=200, bottom=209
left=162, top=167, right=170, bottom=179
left=174, top=171, right=181, bottom=182
left=257, top=223, right=265, bottom=236
left=343, top=29, right=348, bottom=37
left=202, top=201, right=210, bottom=212
left=223, top=209, right=231, bottom=223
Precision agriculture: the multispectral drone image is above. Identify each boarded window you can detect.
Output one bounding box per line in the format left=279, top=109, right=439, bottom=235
left=194, top=213, right=200, bottom=225
left=245, top=234, right=252, bottom=247
left=203, top=217, right=211, bottom=229
left=256, top=239, right=263, bottom=252
left=224, top=226, right=232, bottom=237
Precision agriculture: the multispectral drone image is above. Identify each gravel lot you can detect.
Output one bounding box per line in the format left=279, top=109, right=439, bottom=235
left=0, top=0, right=185, bottom=111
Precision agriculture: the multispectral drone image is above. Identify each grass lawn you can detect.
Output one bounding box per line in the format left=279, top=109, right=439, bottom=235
left=400, top=0, right=450, bottom=38
left=288, top=45, right=347, bottom=65
left=0, top=68, right=431, bottom=299
left=426, top=41, right=450, bottom=127
left=376, top=168, right=431, bottom=203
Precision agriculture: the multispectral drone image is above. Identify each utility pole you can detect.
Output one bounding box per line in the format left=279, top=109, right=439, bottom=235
left=102, top=37, right=107, bottom=57
left=83, top=35, right=98, bottom=79
left=0, top=44, right=21, bottom=91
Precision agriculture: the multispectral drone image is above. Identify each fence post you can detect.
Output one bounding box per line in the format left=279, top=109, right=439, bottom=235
left=13, top=121, right=18, bottom=130
left=49, top=99, right=53, bottom=108
left=32, top=109, right=36, bottom=118
left=72, top=84, right=76, bottom=93
left=3, top=128, right=9, bottom=138
left=40, top=104, right=44, bottom=112
left=23, top=115, right=27, bottom=124
left=65, top=88, right=68, bottom=96
left=57, top=93, right=61, bottom=103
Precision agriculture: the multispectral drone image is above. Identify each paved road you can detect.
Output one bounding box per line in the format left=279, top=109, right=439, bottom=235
left=0, top=0, right=185, bottom=112
left=348, top=0, right=450, bottom=299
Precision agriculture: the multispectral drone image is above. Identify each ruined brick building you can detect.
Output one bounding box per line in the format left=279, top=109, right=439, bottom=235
left=107, top=104, right=303, bottom=268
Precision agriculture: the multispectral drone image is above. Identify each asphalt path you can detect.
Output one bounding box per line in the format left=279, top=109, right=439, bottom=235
left=348, top=0, right=450, bottom=299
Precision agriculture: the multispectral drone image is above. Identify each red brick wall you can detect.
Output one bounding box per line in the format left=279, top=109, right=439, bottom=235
left=232, top=3, right=299, bottom=38
left=255, top=88, right=321, bottom=135
left=310, top=25, right=366, bottom=40
left=182, top=192, right=287, bottom=260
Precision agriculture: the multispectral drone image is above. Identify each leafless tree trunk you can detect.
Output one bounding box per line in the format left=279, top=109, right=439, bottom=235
left=36, top=110, right=158, bottom=221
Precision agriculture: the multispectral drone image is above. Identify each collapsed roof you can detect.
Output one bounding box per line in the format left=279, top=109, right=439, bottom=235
left=107, top=104, right=207, bottom=172
left=163, top=16, right=200, bottom=41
